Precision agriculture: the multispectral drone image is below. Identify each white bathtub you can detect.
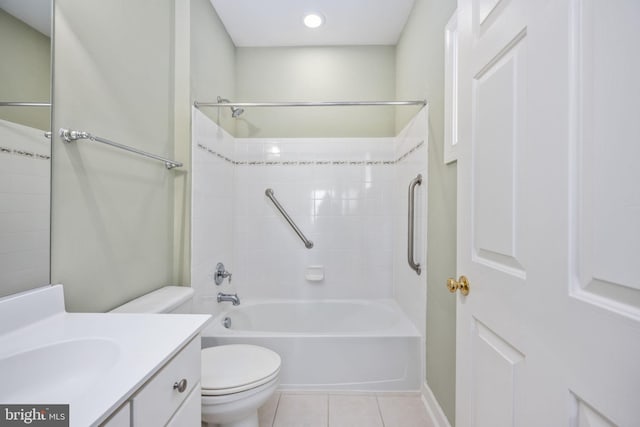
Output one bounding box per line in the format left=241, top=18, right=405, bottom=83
left=202, top=299, right=422, bottom=391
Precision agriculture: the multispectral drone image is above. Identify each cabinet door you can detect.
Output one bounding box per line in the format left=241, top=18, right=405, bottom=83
left=132, top=337, right=200, bottom=426
left=101, top=402, right=130, bottom=427
left=166, top=382, right=201, bottom=427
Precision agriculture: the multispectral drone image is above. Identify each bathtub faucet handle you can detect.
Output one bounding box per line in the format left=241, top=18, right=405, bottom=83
left=214, top=262, right=232, bottom=285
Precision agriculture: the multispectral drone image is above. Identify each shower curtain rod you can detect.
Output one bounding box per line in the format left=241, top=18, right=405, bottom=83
left=194, top=100, right=427, bottom=108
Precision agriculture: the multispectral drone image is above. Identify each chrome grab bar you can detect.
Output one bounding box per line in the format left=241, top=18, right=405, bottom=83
left=59, top=128, right=182, bottom=169
left=265, top=188, right=314, bottom=249
left=408, top=174, right=422, bottom=275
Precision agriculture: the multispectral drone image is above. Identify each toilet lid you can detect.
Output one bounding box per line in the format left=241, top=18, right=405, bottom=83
left=201, top=344, right=281, bottom=396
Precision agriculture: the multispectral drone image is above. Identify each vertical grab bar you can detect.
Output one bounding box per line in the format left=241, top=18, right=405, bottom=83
left=408, top=174, right=422, bottom=275
left=265, top=189, right=314, bottom=249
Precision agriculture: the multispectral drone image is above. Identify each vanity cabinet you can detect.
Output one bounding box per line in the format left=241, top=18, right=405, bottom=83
left=166, top=384, right=201, bottom=426
left=101, top=403, right=130, bottom=427
left=101, top=337, right=201, bottom=427
left=0, top=285, right=210, bottom=427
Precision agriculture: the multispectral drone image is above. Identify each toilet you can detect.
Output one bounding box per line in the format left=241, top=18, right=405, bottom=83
left=112, top=286, right=281, bottom=427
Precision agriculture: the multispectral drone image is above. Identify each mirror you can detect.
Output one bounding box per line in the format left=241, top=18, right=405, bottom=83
left=0, top=0, right=52, bottom=298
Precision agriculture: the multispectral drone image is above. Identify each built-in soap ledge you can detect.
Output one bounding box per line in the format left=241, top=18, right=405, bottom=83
left=305, top=265, right=324, bottom=282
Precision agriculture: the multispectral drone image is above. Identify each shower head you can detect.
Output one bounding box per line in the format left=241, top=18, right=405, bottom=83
left=231, top=106, right=244, bottom=118
left=217, top=96, right=244, bottom=118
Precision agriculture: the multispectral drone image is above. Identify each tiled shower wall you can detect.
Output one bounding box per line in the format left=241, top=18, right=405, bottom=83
left=393, top=110, right=428, bottom=338
left=232, top=137, right=396, bottom=299
left=191, top=110, right=235, bottom=317
left=0, top=119, right=50, bottom=297
left=191, top=108, right=427, bottom=332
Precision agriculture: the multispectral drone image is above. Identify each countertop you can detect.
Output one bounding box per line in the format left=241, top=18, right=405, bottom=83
left=0, top=285, right=211, bottom=426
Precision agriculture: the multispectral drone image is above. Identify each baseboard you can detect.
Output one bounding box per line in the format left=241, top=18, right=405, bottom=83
left=421, top=381, right=452, bottom=427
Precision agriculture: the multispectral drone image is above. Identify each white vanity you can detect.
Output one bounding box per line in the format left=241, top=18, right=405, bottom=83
left=0, top=285, right=210, bottom=426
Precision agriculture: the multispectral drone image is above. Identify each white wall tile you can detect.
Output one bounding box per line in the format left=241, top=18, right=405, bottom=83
left=393, top=109, right=429, bottom=338
left=191, top=109, right=427, bottom=306
left=191, top=108, right=235, bottom=318
left=0, top=119, right=50, bottom=292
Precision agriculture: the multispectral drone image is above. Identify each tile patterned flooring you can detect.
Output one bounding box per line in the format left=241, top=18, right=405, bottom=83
left=258, top=392, right=435, bottom=427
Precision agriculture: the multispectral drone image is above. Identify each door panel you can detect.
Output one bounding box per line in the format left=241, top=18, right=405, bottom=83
left=472, top=320, right=524, bottom=427
left=473, top=0, right=513, bottom=37
left=457, top=0, right=640, bottom=425
left=457, top=1, right=535, bottom=426
left=571, top=393, right=617, bottom=427
left=472, top=35, right=526, bottom=276
left=571, top=0, right=640, bottom=315
left=475, top=0, right=502, bottom=25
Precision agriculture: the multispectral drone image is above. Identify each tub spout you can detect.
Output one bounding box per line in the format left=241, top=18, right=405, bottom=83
left=217, top=292, right=240, bottom=306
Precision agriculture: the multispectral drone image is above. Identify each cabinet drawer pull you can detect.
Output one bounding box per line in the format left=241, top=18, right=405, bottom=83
left=173, top=379, right=188, bottom=393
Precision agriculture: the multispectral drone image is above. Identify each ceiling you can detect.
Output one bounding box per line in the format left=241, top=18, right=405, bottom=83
left=0, top=0, right=417, bottom=46
left=209, top=0, right=416, bottom=47
left=0, top=0, right=51, bottom=36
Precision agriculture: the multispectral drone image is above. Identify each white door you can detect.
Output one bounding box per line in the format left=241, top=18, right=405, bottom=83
left=455, top=0, right=640, bottom=426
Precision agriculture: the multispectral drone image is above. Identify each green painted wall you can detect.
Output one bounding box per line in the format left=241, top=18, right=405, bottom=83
left=190, top=0, right=237, bottom=135
left=235, top=46, right=397, bottom=137
left=49, top=0, right=238, bottom=312
left=396, top=0, right=458, bottom=423
left=0, top=8, right=50, bottom=131
left=52, top=0, right=176, bottom=312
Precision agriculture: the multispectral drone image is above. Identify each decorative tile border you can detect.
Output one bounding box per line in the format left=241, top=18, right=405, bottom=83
left=0, top=146, right=50, bottom=160
left=196, top=140, right=424, bottom=166
left=396, top=140, right=425, bottom=163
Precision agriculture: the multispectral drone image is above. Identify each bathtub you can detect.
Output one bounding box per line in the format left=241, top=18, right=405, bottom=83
left=202, top=299, right=422, bottom=391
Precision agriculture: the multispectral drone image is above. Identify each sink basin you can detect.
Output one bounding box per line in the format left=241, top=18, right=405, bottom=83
left=0, top=338, right=120, bottom=402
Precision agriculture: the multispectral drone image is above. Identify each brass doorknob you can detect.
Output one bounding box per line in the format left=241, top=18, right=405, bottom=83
left=447, top=276, right=470, bottom=296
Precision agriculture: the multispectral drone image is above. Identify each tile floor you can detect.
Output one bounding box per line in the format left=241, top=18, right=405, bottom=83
left=258, top=392, right=435, bottom=427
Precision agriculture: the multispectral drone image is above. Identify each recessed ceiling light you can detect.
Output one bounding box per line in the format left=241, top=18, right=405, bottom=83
left=303, top=13, right=324, bottom=29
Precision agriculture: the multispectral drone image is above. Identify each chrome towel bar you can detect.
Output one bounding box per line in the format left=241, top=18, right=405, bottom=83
left=408, top=174, right=422, bottom=275
left=265, top=188, right=314, bottom=249
left=0, top=102, right=51, bottom=107
left=59, top=128, right=182, bottom=170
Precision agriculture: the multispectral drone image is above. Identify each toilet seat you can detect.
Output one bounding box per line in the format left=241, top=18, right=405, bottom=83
left=201, top=344, right=281, bottom=396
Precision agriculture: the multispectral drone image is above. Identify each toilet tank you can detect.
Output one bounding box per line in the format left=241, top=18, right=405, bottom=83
left=111, top=286, right=194, bottom=314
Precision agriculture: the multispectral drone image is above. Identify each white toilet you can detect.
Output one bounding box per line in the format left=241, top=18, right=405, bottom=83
left=112, top=286, right=281, bottom=427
